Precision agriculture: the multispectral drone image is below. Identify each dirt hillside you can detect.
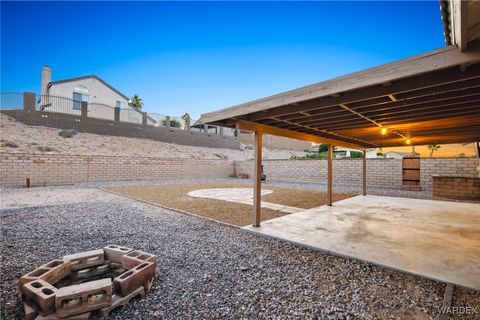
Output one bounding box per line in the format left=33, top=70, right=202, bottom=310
left=0, top=114, right=306, bottom=160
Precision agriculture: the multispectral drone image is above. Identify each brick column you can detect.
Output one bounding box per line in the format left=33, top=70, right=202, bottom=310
left=23, top=92, right=36, bottom=113
left=165, top=116, right=171, bottom=128
left=81, top=101, right=88, bottom=120
left=114, top=107, right=120, bottom=123
left=219, top=127, right=224, bottom=136
left=142, top=112, right=147, bottom=126
left=204, top=124, right=208, bottom=135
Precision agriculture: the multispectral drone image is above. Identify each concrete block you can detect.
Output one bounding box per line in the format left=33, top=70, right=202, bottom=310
left=22, top=280, right=57, bottom=316
left=35, top=311, right=91, bottom=319
left=100, top=285, right=145, bottom=318
left=20, top=260, right=71, bottom=286
left=24, top=302, right=39, bottom=320
left=121, top=250, right=157, bottom=269
left=72, top=262, right=111, bottom=280
left=103, top=245, right=133, bottom=264
left=55, top=278, right=112, bottom=318
left=114, top=261, right=155, bottom=296
left=63, top=249, right=104, bottom=271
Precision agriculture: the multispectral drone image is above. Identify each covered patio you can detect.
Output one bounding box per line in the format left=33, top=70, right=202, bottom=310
left=243, top=195, right=480, bottom=290
left=199, top=2, right=480, bottom=290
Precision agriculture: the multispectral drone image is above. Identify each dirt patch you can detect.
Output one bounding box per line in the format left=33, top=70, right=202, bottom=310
left=106, top=183, right=354, bottom=227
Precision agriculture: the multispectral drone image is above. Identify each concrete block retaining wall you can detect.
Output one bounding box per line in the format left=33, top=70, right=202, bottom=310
left=1, top=153, right=478, bottom=192
left=0, top=153, right=234, bottom=187
left=236, top=158, right=480, bottom=191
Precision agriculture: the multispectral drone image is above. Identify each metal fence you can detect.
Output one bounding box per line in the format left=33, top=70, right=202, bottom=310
left=119, top=108, right=142, bottom=124
left=37, top=95, right=82, bottom=116
left=88, top=103, right=115, bottom=121
left=0, top=92, right=24, bottom=110
left=145, top=113, right=184, bottom=128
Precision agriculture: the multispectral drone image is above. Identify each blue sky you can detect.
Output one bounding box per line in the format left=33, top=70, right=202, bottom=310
left=1, top=1, right=445, bottom=119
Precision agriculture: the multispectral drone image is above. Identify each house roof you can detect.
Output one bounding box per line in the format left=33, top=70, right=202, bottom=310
left=48, top=75, right=130, bottom=101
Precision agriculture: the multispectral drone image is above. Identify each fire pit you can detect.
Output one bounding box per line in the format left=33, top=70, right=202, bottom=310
left=19, top=245, right=157, bottom=319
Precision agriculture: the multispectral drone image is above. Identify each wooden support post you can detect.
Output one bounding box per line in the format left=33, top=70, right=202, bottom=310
left=362, top=150, right=367, bottom=196
left=253, top=130, right=263, bottom=227
left=327, top=144, right=333, bottom=206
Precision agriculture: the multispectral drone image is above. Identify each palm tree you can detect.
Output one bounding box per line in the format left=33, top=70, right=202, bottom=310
left=130, top=94, right=143, bottom=110
left=427, top=144, right=441, bottom=157
left=181, top=112, right=192, bottom=130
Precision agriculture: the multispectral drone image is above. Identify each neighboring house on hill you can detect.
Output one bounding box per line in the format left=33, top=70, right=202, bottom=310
left=39, top=66, right=155, bottom=124
left=335, top=147, right=378, bottom=158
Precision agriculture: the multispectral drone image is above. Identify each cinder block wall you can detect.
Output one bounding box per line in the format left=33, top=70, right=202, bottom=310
left=420, top=157, right=479, bottom=190
left=0, top=153, right=234, bottom=187
left=236, top=158, right=479, bottom=190
left=432, top=176, right=480, bottom=200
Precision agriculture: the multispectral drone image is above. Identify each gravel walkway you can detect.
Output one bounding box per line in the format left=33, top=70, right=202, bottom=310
left=1, top=187, right=479, bottom=319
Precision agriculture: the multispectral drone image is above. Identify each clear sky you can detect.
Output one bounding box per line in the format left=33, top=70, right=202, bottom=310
left=1, top=1, right=445, bottom=120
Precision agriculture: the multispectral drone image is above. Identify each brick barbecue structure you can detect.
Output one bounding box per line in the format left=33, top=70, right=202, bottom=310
left=20, top=245, right=156, bottom=319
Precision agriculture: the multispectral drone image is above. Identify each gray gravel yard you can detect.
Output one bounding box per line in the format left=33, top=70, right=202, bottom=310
left=1, top=187, right=479, bottom=319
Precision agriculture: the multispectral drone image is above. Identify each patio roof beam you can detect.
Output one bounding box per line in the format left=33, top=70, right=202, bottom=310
left=235, top=119, right=371, bottom=149
left=259, top=87, right=480, bottom=129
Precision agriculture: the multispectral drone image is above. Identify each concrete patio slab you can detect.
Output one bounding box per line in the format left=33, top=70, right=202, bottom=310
left=188, top=188, right=303, bottom=213
left=243, top=195, right=480, bottom=290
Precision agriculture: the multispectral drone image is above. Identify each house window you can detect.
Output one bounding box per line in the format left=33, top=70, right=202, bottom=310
left=116, top=101, right=125, bottom=109
left=73, top=86, right=90, bottom=110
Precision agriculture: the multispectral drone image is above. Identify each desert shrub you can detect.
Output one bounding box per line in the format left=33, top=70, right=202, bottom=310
left=38, top=146, right=55, bottom=152
left=58, top=129, right=78, bottom=138
left=294, top=152, right=328, bottom=160
left=162, top=119, right=181, bottom=128
left=350, top=151, right=363, bottom=158
left=3, top=141, right=19, bottom=148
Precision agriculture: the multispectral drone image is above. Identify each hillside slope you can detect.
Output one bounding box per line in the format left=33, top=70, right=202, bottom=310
left=0, top=114, right=306, bottom=160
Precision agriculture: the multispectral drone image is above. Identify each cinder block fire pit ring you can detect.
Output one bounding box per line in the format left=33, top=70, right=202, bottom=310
left=19, top=245, right=157, bottom=319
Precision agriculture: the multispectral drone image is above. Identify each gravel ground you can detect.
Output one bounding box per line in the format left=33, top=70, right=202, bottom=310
left=1, top=187, right=479, bottom=319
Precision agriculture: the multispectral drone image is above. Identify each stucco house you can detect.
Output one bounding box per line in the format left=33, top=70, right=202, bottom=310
left=39, top=66, right=154, bottom=124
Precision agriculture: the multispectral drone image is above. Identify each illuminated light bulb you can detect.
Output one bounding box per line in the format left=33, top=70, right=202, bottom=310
left=405, top=139, right=412, bottom=145
left=380, top=127, right=388, bottom=135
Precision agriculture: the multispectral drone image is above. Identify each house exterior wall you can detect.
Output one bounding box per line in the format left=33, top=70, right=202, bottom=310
left=48, top=78, right=129, bottom=108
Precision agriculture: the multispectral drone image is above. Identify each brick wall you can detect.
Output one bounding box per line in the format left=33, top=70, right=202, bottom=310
left=420, top=157, right=479, bottom=190
left=236, top=158, right=403, bottom=189
left=2, top=152, right=478, bottom=191
left=0, top=153, right=234, bottom=187
left=432, top=176, right=480, bottom=200
left=236, top=158, right=479, bottom=190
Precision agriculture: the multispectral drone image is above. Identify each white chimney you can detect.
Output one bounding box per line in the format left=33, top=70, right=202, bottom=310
left=41, top=65, right=52, bottom=95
